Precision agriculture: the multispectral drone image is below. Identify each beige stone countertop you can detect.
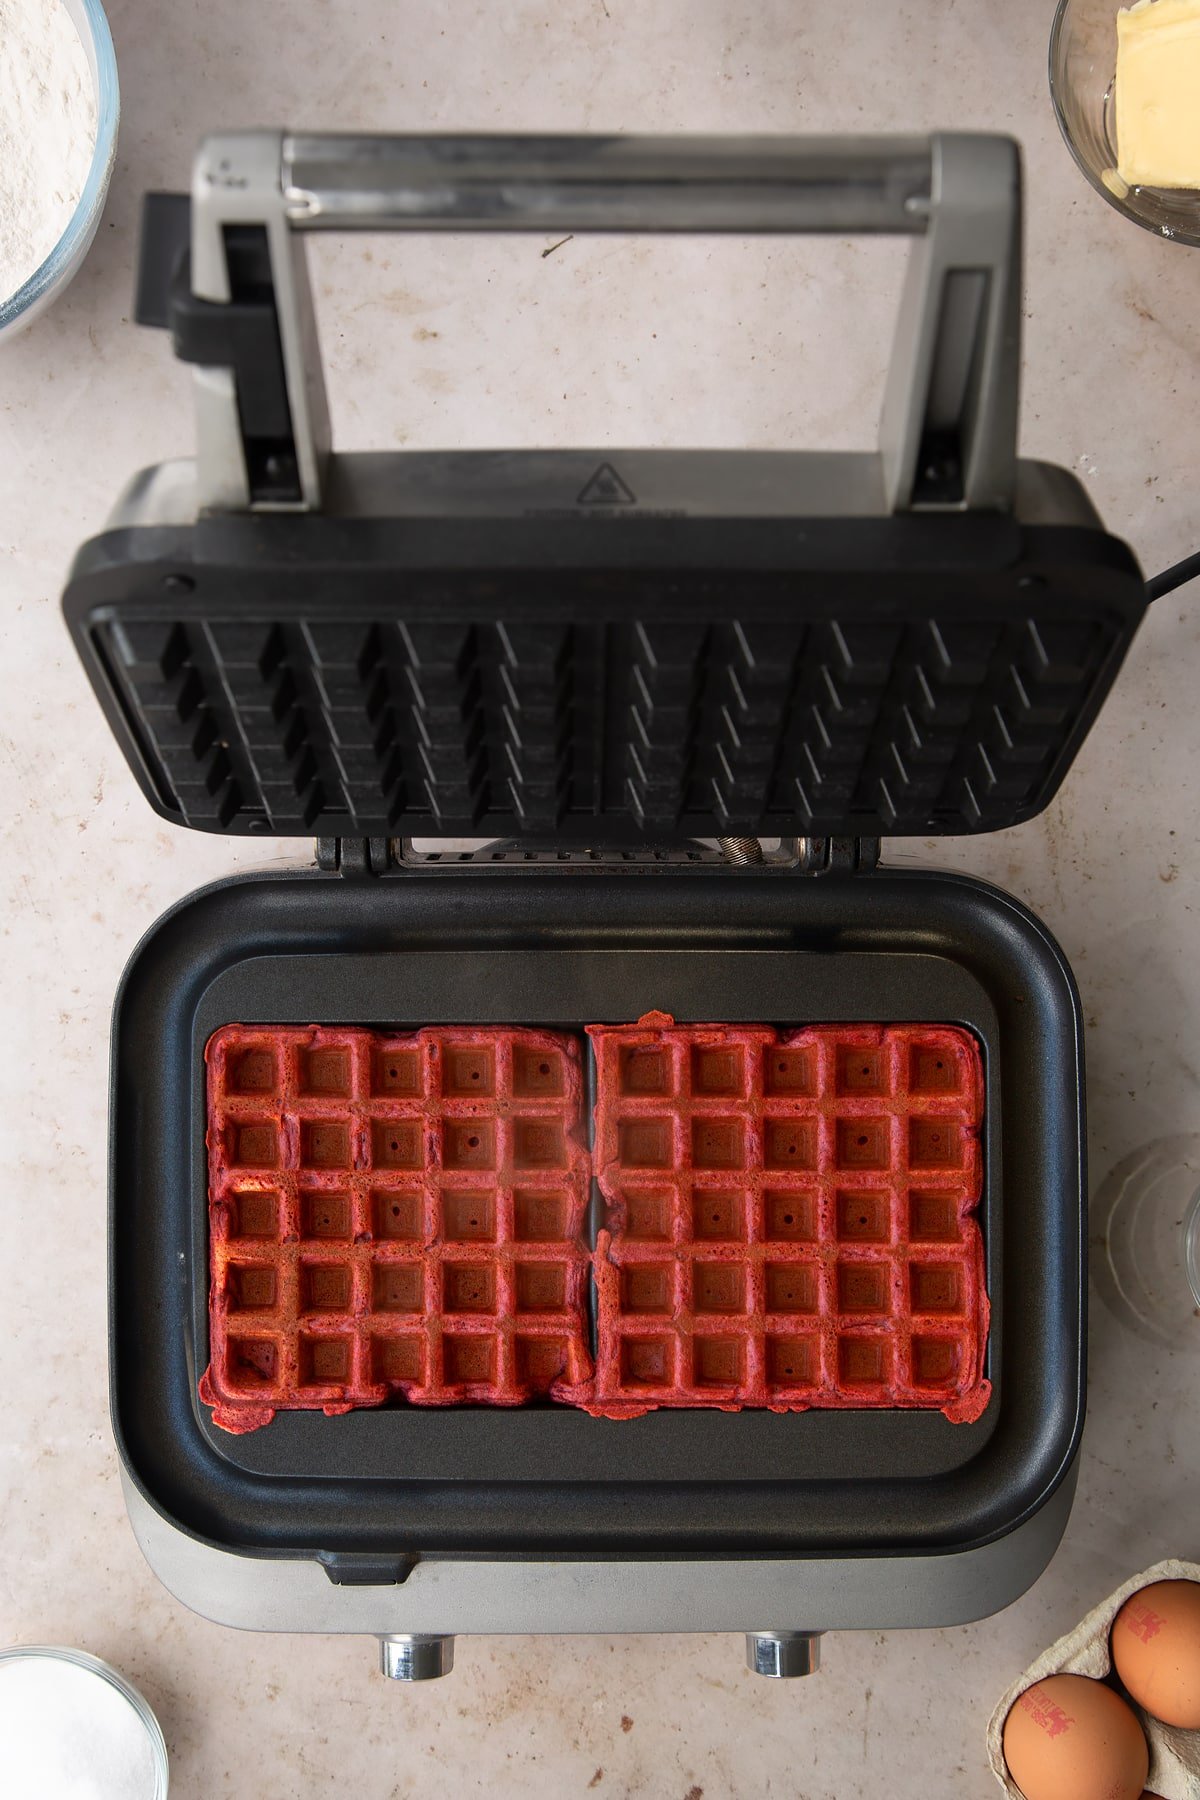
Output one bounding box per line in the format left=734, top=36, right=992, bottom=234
left=2, top=2, right=1199, bottom=1795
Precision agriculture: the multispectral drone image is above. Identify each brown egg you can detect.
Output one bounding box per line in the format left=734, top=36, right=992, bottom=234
left=1002, top=1673, right=1149, bottom=1800
left=1112, top=1577, right=1200, bottom=1727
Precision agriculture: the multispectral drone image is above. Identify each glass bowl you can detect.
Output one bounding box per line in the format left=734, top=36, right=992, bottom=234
left=0, top=1644, right=168, bottom=1797
left=1186, top=1185, right=1200, bottom=1308
left=0, top=0, right=120, bottom=342
left=1050, top=0, right=1200, bottom=246
left=1091, top=1133, right=1200, bottom=1347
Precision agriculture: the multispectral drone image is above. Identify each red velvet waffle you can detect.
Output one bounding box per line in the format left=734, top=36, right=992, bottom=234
left=200, top=1025, right=592, bottom=1432
left=585, top=1013, right=989, bottom=1423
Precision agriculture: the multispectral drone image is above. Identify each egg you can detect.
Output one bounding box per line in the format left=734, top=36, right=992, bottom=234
left=1112, top=1577, right=1200, bottom=1728
left=1002, top=1673, right=1149, bottom=1800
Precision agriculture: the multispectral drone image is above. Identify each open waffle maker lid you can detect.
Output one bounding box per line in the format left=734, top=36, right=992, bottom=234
left=62, top=130, right=1147, bottom=849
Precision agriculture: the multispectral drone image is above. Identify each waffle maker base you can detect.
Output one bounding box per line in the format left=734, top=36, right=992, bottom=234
left=110, top=859, right=1084, bottom=1629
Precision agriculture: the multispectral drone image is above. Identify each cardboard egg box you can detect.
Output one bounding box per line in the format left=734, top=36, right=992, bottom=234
left=987, top=1559, right=1200, bottom=1799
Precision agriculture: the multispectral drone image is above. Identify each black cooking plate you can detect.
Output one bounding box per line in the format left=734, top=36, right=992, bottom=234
left=111, top=860, right=1084, bottom=1561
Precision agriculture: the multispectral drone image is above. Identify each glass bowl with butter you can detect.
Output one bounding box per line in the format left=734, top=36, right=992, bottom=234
left=1051, top=0, right=1200, bottom=244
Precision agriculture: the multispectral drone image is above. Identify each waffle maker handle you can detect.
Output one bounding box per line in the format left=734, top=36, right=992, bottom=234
left=147, top=131, right=1019, bottom=518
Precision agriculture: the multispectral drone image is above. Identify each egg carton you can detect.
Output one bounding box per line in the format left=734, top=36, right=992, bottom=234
left=987, top=1558, right=1200, bottom=1799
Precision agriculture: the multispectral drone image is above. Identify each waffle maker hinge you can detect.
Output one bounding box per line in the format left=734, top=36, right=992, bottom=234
left=313, top=837, right=881, bottom=874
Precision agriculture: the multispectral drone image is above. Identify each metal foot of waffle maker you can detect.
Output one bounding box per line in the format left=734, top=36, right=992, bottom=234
left=64, top=131, right=1148, bottom=1679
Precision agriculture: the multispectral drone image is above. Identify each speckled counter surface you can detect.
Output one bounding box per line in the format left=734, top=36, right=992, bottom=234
left=2, top=3, right=1199, bottom=1795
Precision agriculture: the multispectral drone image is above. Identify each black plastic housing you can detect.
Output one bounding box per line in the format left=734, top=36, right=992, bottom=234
left=110, top=861, right=1085, bottom=1563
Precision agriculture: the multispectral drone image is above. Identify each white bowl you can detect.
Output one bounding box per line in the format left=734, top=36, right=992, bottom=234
left=0, top=0, right=120, bottom=342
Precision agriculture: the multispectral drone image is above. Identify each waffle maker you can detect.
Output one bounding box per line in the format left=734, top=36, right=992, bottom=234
left=63, top=130, right=1149, bottom=1681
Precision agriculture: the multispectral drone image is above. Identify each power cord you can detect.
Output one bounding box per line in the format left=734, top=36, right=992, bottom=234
left=1147, top=548, right=1200, bottom=603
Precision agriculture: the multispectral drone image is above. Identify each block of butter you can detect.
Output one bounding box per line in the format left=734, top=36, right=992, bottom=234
left=1117, top=0, right=1200, bottom=188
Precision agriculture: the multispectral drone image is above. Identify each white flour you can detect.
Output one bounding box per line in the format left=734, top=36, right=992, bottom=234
left=0, top=0, right=97, bottom=303
left=0, top=1653, right=160, bottom=1797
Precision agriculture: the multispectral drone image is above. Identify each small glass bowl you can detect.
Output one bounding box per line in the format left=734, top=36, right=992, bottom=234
left=1186, top=1186, right=1200, bottom=1309
left=1091, top=1134, right=1200, bottom=1346
left=1050, top=0, right=1200, bottom=246
left=0, top=1644, right=168, bottom=1796
left=0, top=0, right=120, bottom=342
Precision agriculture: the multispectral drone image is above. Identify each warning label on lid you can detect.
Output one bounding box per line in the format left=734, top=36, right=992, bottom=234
left=576, top=462, right=636, bottom=507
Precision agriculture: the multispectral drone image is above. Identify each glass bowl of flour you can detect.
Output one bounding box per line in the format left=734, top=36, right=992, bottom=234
left=0, top=0, right=119, bottom=341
